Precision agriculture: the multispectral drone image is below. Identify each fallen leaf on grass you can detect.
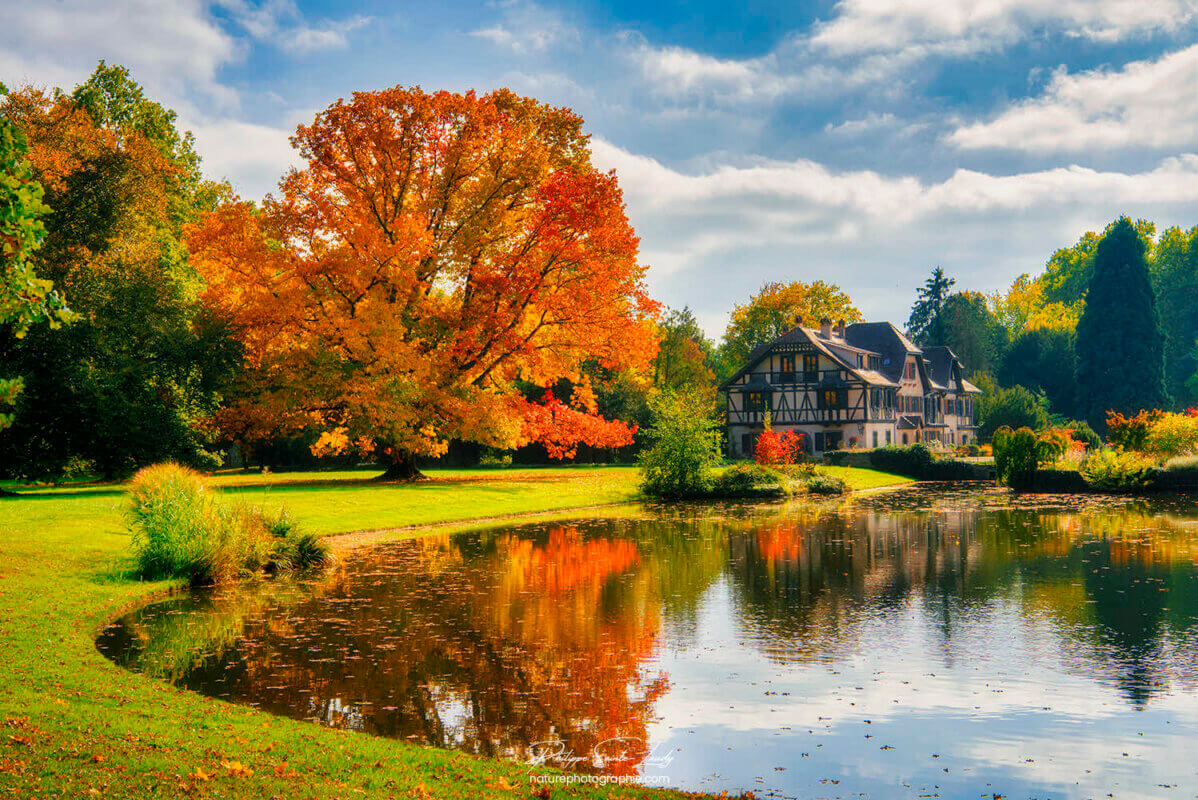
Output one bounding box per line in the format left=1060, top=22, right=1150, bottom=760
left=221, top=759, right=254, bottom=778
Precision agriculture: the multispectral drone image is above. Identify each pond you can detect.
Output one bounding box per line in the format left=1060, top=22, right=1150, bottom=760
left=98, top=485, right=1198, bottom=798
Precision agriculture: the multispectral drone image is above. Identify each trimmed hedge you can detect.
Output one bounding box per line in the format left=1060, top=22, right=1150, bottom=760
left=867, top=444, right=989, bottom=481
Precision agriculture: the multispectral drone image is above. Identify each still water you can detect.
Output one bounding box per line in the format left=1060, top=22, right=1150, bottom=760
left=98, top=486, right=1198, bottom=798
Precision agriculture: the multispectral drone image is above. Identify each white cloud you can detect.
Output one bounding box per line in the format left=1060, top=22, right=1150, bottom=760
left=592, top=139, right=1198, bottom=334
left=0, top=0, right=239, bottom=107
left=948, top=44, right=1198, bottom=152
left=824, top=112, right=899, bottom=136
left=811, top=0, right=1198, bottom=56
left=468, top=2, right=578, bottom=54
left=628, top=44, right=795, bottom=103
left=187, top=118, right=299, bottom=200
left=216, top=0, right=371, bottom=54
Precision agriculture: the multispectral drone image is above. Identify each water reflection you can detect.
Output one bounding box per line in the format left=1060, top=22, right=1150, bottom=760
left=99, top=487, right=1198, bottom=797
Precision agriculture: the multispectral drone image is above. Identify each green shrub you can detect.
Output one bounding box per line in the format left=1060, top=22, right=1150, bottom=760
left=1080, top=449, right=1154, bottom=491
left=638, top=395, right=723, bottom=498
left=869, top=444, right=933, bottom=477
left=127, top=463, right=327, bottom=585
left=127, top=463, right=239, bottom=584
left=709, top=463, right=790, bottom=497
left=992, top=426, right=1038, bottom=489
left=271, top=530, right=331, bottom=572
left=923, top=458, right=984, bottom=480
left=1062, top=420, right=1101, bottom=450
left=805, top=473, right=846, bottom=495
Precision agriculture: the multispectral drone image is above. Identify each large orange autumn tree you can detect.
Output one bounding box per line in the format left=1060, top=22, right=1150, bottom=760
left=188, top=87, right=659, bottom=478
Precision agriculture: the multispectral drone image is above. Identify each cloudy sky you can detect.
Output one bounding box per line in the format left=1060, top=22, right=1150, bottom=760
left=4, top=0, right=1198, bottom=336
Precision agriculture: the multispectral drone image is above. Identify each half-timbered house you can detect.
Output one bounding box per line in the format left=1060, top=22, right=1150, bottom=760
left=721, top=318, right=982, bottom=457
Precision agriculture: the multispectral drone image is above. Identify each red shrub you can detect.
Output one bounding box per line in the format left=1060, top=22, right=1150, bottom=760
left=755, top=429, right=806, bottom=466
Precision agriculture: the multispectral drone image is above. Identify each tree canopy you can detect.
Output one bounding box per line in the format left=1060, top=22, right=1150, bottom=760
left=189, top=86, right=659, bottom=478
left=906, top=266, right=955, bottom=345
left=1075, top=217, right=1168, bottom=430
left=719, top=280, right=860, bottom=372
left=0, top=65, right=237, bottom=477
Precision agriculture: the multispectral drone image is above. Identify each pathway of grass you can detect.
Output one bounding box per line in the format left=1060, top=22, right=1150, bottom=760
left=0, top=463, right=909, bottom=799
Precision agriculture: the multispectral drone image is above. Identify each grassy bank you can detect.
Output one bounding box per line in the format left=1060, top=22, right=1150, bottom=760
left=0, top=463, right=909, bottom=798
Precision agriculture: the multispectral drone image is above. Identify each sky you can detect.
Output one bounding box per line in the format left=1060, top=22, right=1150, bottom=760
left=3, top=0, right=1198, bottom=337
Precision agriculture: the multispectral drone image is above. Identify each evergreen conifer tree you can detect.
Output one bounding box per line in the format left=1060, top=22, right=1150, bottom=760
left=1075, top=217, right=1169, bottom=430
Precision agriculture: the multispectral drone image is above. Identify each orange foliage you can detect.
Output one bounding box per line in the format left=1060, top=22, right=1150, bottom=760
left=1, top=87, right=176, bottom=295
left=188, top=87, right=659, bottom=465
left=1106, top=409, right=1164, bottom=451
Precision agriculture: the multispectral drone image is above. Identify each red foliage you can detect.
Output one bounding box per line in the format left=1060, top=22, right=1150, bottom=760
left=518, top=391, right=637, bottom=460
left=1186, top=407, right=1198, bottom=418
left=755, top=428, right=806, bottom=466
left=1106, top=409, right=1164, bottom=451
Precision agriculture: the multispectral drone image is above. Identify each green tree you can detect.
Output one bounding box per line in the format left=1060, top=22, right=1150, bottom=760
left=1149, top=225, right=1198, bottom=407
left=637, top=394, right=723, bottom=497
left=0, top=65, right=237, bottom=478
left=973, top=374, right=1050, bottom=442
left=1075, top=217, right=1169, bottom=431
left=933, top=291, right=1008, bottom=376
left=0, top=86, right=72, bottom=431
left=906, top=266, right=955, bottom=345
left=719, top=280, right=861, bottom=373
left=1042, top=219, right=1156, bottom=306
left=999, top=327, right=1078, bottom=418
left=654, top=306, right=716, bottom=405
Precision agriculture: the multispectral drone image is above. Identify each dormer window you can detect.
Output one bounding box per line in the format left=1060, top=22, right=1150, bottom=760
left=803, top=354, right=818, bottom=381
left=744, top=391, right=769, bottom=412
left=778, top=355, right=795, bottom=383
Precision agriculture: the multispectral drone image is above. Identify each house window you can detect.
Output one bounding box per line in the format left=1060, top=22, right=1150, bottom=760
left=905, top=362, right=915, bottom=380
left=741, top=433, right=757, bottom=455
left=857, top=354, right=864, bottom=367
left=815, top=432, right=843, bottom=451
left=803, top=354, right=819, bottom=381
left=869, top=355, right=881, bottom=370
left=744, top=391, right=769, bottom=412
left=886, top=431, right=892, bottom=444
left=871, top=431, right=878, bottom=447
left=902, top=433, right=908, bottom=444
left=818, top=388, right=844, bottom=410
left=778, top=355, right=795, bottom=383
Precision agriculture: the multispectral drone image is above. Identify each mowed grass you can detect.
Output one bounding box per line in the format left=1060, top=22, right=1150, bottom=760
left=0, top=462, right=909, bottom=799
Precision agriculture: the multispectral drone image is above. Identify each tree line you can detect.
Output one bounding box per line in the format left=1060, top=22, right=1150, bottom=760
left=3, top=64, right=1194, bottom=481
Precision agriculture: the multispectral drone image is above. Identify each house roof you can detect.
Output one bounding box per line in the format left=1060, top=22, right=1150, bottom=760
left=719, top=320, right=983, bottom=396
left=719, top=324, right=901, bottom=391
left=896, top=415, right=924, bottom=430
left=843, top=322, right=919, bottom=384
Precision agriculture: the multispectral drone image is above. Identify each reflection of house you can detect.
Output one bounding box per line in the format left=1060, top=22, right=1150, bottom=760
left=720, top=318, right=982, bottom=457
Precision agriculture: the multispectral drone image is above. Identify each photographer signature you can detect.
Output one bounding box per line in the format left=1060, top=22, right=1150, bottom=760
left=526, top=737, right=675, bottom=773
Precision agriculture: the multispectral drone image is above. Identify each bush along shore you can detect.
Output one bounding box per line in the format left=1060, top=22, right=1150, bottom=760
left=635, top=399, right=910, bottom=499
left=990, top=414, right=1198, bottom=494
left=127, top=463, right=330, bottom=585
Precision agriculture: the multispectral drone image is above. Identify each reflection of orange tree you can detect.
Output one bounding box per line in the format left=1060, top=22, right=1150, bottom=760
left=126, top=525, right=668, bottom=775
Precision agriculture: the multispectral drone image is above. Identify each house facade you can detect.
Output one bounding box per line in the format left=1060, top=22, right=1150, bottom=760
left=721, top=318, right=981, bottom=458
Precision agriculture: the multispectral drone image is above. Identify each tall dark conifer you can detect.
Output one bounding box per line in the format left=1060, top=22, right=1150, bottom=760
left=1075, top=217, right=1169, bottom=430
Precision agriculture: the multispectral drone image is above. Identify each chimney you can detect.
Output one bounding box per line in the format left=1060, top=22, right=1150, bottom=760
left=836, top=319, right=846, bottom=338
left=819, top=317, right=832, bottom=338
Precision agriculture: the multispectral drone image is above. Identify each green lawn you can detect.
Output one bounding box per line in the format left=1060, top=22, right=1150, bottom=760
left=0, top=463, right=909, bottom=798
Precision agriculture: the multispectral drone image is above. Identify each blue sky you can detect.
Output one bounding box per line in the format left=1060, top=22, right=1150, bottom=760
left=3, top=0, right=1198, bottom=337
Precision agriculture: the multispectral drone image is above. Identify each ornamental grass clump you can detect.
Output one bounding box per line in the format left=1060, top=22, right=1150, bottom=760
left=127, top=463, right=328, bottom=585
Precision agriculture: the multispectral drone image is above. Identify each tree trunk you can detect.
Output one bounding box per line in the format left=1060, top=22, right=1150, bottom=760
left=377, top=451, right=426, bottom=482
